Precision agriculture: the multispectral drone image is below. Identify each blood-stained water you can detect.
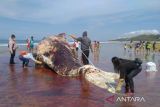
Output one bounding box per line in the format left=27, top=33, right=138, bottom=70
left=0, top=43, right=160, bottom=107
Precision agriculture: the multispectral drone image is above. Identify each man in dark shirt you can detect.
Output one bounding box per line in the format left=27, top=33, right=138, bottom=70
left=70, top=31, right=93, bottom=65
left=112, top=57, right=142, bottom=95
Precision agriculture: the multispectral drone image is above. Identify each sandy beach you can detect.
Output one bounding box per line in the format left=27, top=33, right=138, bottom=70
left=0, top=43, right=160, bottom=107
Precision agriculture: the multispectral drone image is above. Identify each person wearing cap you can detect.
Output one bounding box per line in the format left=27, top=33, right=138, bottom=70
left=19, top=51, right=42, bottom=68
left=70, top=31, right=93, bottom=65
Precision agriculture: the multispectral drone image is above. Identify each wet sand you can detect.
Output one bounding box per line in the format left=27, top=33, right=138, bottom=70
left=0, top=44, right=160, bottom=107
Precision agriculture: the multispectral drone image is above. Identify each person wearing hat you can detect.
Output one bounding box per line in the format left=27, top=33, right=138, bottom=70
left=19, top=51, right=42, bottom=68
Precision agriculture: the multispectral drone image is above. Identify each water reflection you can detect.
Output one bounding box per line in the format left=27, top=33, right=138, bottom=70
left=145, top=72, right=157, bottom=79
left=93, top=48, right=100, bottom=63
left=124, top=51, right=157, bottom=63
left=0, top=43, right=160, bottom=107
left=8, top=65, right=18, bottom=88
left=79, top=76, right=90, bottom=107
left=80, top=76, right=90, bottom=97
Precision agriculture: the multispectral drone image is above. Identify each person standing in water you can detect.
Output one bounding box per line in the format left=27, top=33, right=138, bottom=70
left=8, top=34, right=18, bottom=64
left=93, top=41, right=97, bottom=52
left=153, top=41, right=156, bottom=52
left=93, top=41, right=100, bottom=63
left=74, top=40, right=79, bottom=58
left=124, top=44, right=127, bottom=51
left=29, top=36, right=34, bottom=53
left=97, top=41, right=101, bottom=55
left=26, top=37, right=30, bottom=50
left=146, top=41, right=152, bottom=54
left=70, top=31, right=93, bottom=65
left=71, top=40, right=79, bottom=59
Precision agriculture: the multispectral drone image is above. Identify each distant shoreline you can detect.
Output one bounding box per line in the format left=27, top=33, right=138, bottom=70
left=0, top=41, right=123, bottom=47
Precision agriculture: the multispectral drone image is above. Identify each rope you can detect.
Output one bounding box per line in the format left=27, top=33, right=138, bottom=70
left=66, top=34, right=119, bottom=93
left=66, top=34, right=95, bottom=66
left=69, top=36, right=147, bottom=97
left=78, top=47, right=95, bottom=66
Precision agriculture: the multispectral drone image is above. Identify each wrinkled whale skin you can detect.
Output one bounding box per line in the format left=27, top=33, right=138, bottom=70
left=35, top=34, right=119, bottom=91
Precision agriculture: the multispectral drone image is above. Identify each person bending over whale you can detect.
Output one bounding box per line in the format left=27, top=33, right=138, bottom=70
left=19, top=51, right=42, bottom=68
left=112, top=57, right=142, bottom=95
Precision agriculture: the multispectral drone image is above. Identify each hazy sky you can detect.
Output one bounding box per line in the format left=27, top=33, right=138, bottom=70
left=0, top=0, right=160, bottom=41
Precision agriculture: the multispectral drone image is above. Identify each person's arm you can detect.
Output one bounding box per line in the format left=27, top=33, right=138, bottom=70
left=115, top=68, right=125, bottom=93
left=116, top=79, right=124, bottom=93
left=9, top=42, right=13, bottom=53
left=24, top=53, right=42, bottom=64
left=13, top=42, right=18, bottom=50
left=70, top=35, right=82, bottom=42
left=30, top=54, right=42, bottom=64
left=70, top=35, right=77, bottom=40
left=42, top=55, right=52, bottom=65
left=32, top=58, right=42, bottom=64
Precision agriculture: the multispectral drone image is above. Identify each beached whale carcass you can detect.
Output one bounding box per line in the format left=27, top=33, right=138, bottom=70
left=35, top=34, right=119, bottom=91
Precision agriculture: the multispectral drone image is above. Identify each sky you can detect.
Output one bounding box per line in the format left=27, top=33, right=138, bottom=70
left=0, top=0, right=160, bottom=41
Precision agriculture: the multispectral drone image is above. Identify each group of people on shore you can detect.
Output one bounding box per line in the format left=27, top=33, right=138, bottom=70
left=26, top=36, right=35, bottom=53
left=8, top=34, right=41, bottom=67
left=124, top=40, right=158, bottom=54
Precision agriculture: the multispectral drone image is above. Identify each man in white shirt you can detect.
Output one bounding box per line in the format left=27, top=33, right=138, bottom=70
left=8, top=34, right=18, bottom=64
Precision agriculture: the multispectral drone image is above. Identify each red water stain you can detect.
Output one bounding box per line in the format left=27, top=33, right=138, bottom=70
left=0, top=56, right=160, bottom=107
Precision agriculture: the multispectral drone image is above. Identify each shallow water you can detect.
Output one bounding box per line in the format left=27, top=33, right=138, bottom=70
left=0, top=43, right=160, bottom=107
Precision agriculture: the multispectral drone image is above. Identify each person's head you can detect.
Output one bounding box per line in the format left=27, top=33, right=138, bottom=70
left=82, top=31, right=87, bottom=37
left=11, top=34, right=16, bottom=40
left=31, top=36, right=34, bottom=40
left=112, top=57, right=120, bottom=65
left=112, top=57, right=120, bottom=73
left=20, top=51, right=27, bottom=56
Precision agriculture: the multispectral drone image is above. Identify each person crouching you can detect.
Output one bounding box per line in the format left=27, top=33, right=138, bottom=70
left=112, top=57, right=142, bottom=95
left=19, top=51, right=42, bottom=68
